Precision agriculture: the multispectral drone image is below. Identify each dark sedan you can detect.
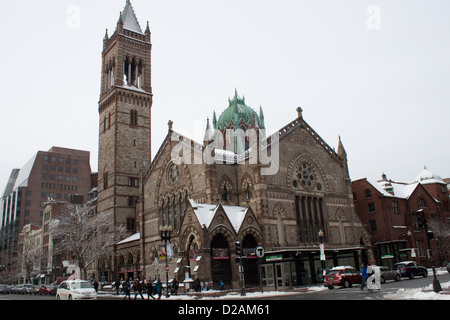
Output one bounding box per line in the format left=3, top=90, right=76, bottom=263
left=395, top=261, right=428, bottom=279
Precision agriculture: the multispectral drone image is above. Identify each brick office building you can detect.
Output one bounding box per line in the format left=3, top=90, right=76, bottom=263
left=0, top=147, right=92, bottom=278
left=352, top=168, right=450, bottom=269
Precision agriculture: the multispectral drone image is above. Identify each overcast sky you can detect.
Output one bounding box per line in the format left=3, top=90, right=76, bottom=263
left=1, top=0, right=449, bottom=192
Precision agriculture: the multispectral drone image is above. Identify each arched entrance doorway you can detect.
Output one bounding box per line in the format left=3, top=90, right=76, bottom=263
left=242, top=234, right=258, bottom=287
left=210, top=233, right=232, bottom=289
left=184, top=235, right=199, bottom=282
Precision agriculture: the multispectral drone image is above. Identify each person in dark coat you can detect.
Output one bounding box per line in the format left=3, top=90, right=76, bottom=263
left=172, top=278, right=179, bottom=295
left=145, top=279, right=156, bottom=300
left=123, top=279, right=131, bottom=300
left=93, top=280, right=99, bottom=293
left=134, top=278, right=144, bottom=300
left=194, top=278, right=201, bottom=292
left=114, top=280, right=121, bottom=295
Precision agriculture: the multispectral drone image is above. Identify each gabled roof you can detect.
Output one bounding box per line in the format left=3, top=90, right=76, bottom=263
left=365, top=178, right=420, bottom=199
left=189, top=199, right=249, bottom=233
left=121, top=0, right=143, bottom=34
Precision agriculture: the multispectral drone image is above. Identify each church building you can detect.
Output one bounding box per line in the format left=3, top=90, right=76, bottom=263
left=96, top=1, right=372, bottom=290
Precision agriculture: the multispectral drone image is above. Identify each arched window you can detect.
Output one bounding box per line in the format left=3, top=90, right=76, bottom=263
left=130, top=109, right=138, bottom=127
left=167, top=198, right=172, bottom=226
left=173, top=196, right=177, bottom=230
left=161, top=200, right=166, bottom=226
left=178, top=194, right=184, bottom=226
left=418, top=198, right=426, bottom=209
left=222, top=185, right=228, bottom=201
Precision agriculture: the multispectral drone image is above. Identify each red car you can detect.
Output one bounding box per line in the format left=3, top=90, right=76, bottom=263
left=39, top=284, right=57, bottom=295
left=324, top=266, right=362, bottom=289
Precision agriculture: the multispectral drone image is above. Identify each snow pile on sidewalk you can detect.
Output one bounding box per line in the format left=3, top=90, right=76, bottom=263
left=383, top=280, right=450, bottom=300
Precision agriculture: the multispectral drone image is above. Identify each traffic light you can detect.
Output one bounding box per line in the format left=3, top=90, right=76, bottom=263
left=235, top=241, right=242, bottom=257
left=417, top=210, right=427, bottom=230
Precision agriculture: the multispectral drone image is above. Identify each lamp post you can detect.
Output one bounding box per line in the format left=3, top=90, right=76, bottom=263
left=160, top=225, right=173, bottom=297
left=318, top=229, right=326, bottom=281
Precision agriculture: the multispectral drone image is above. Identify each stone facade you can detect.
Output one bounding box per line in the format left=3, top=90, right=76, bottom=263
left=100, top=1, right=372, bottom=289
left=97, top=0, right=153, bottom=231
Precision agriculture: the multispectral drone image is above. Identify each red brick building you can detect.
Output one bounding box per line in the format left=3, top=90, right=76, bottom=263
left=352, top=168, right=450, bottom=268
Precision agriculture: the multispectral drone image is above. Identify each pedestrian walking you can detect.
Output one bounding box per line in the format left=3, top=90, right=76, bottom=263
left=134, top=278, right=145, bottom=300
left=194, top=278, right=201, bottom=292
left=145, top=279, right=156, bottom=300
left=114, top=279, right=120, bottom=295
left=93, top=280, right=99, bottom=293
left=360, top=263, right=368, bottom=291
left=155, top=278, right=163, bottom=300
left=123, top=279, right=131, bottom=300
left=220, top=280, right=225, bottom=291
left=172, top=278, right=179, bottom=295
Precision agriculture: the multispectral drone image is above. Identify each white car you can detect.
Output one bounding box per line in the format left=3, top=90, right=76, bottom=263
left=56, top=280, right=97, bottom=300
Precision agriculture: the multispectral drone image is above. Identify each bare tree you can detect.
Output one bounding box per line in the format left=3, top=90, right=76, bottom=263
left=21, top=237, right=45, bottom=284
left=428, top=213, right=450, bottom=265
left=52, top=203, right=128, bottom=280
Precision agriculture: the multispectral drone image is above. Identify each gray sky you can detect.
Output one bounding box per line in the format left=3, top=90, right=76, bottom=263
left=1, top=0, right=449, bottom=192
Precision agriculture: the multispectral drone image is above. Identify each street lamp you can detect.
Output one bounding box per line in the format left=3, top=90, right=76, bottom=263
left=160, top=225, right=173, bottom=297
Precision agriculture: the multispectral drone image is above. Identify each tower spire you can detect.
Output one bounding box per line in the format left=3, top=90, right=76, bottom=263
left=120, top=0, right=143, bottom=33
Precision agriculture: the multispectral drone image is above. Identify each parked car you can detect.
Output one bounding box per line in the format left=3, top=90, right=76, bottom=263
left=324, top=266, right=362, bottom=289
left=56, top=280, right=97, bottom=300
left=23, top=284, right=35, bottom=295
left=379, top=266, right=401, bottom=283
left=10, top=285, right=18, bottom=294
left=0, top=284, right=10, bottom=294
left=39, top=284, right=57, bottom=296
left=16, top=284, right=25, bottom=294
left=395, top=261, right=428, bottom=279
left=30, top=285, right=39, bottom=295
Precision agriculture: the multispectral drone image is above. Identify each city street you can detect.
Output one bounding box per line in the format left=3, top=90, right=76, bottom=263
left=267, top=272, right=450, bottom=300
left=1, top=272, right=448, bottom=301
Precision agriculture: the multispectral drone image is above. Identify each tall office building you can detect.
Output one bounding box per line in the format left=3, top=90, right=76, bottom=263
left=0, top=147, right=92, bottom=273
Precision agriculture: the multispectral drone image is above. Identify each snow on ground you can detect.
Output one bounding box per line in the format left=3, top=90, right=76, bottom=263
left=101, top=268, right=450, bottom=300
left=383, top=280, right=450, bottom=300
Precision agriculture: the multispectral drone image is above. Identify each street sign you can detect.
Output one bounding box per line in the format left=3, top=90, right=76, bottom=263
left=256, top=246, right=265, bottom=258
left=165, top=265, right=170, bottom=272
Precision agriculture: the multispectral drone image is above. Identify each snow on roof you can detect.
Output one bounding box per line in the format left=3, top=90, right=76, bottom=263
left=222, top=205, right=248, bottom=232
left=330, top=266, right=355, bottom=270
left=117, top=232, right=140, bottom=245
left=389, top=182, right=419, bottom=199
left=414, top=166, right=445, bottom=185
left=367, top=178, right=420, bottom=200
left=189, top=199, right=249, bottom=232
left=189, top=200, right=218, bottom=229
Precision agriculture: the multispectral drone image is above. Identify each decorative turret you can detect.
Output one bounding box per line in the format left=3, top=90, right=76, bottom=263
left=215, top=89, right=265, bottom=133
left=337, top=135, right=347, bottom=159
left=213, top=90, right=266, bottom=153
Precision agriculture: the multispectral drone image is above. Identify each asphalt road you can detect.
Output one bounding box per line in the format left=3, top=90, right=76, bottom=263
left=266, top=272, right=450, bottom=300
left=1, top=272, right=448, bottom=301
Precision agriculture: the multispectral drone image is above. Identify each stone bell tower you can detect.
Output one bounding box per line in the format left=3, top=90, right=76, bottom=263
left=98, top=0, right=152, bottom=231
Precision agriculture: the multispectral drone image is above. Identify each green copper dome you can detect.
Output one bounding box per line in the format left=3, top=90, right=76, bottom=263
left=213, top=90, right=265, bottom=132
